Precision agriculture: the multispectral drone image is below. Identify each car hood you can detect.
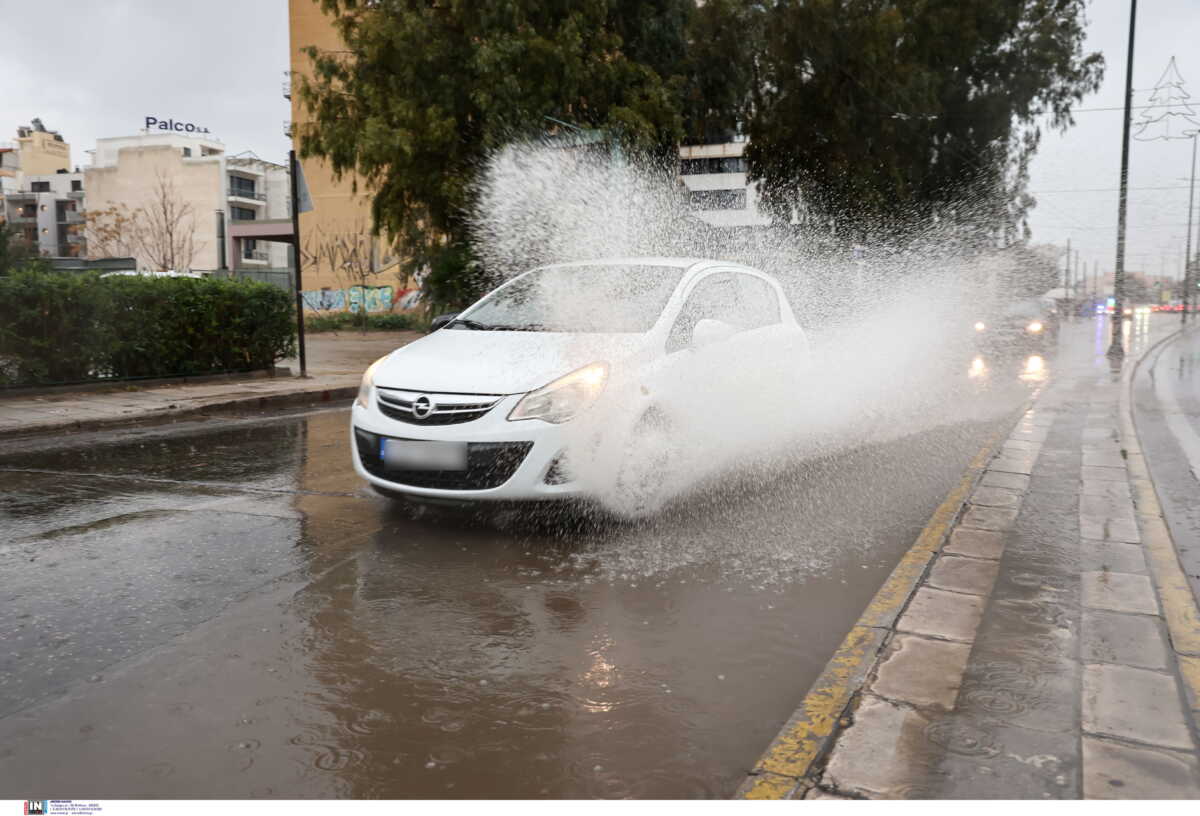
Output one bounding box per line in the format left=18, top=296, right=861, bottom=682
left=372, top=330, right=647, bottom=394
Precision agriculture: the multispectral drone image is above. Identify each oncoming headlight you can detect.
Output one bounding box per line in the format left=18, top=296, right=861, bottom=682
left=1027, top=321, right=1043, bottom=333
left=355, top=355, right=388, bottom=408
left=508, top=362, right=609, bottom=424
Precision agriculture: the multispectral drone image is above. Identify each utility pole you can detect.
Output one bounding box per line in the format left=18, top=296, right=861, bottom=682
left=289, top=149, right=308, bottom=377
left=1184, top=131, right=1197, bottom=324
left=1110, top=0, right=1137, bottom=358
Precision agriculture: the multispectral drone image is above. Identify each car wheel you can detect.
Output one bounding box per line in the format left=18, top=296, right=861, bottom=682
left=606, top=409, right=676, bottom=520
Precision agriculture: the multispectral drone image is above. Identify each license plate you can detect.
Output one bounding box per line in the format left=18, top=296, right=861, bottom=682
left=381, top=439, right=468, bottom=471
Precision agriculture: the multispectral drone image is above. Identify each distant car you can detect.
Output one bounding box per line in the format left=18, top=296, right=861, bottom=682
left=972, top=298, right=1059, bottom=355
left=350, top=258, right=811, bottom=516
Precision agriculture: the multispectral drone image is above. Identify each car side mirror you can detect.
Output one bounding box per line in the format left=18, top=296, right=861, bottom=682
left=430, top=312, right=459, bottom=331
left=691, top=318, right=736, bottom=349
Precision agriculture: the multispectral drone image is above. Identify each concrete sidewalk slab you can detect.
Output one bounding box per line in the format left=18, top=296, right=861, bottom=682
left=0, top=332, right=418, bottom=441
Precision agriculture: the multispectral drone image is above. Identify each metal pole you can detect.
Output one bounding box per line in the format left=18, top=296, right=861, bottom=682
left=1184, top=132, right=1197, bottom=324
left=289, top=149, right=308, bottom=377
left=1110, top=0, right=1137, bottom=358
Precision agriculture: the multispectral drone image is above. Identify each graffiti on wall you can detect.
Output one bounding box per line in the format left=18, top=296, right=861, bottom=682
left=302, top=285, right=396, bottom=313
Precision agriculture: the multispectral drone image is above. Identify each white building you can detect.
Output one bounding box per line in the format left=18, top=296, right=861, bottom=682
left=678, top=141, right=771, bottom=229
left=84, top=132, right=289, bottom=272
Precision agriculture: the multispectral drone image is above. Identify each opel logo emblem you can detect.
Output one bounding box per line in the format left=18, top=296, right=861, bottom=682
left=412, top=395, right=435, bottom=419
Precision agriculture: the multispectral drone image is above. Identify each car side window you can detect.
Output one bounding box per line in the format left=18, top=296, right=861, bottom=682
left=665, top=273, right=741, bottom=353
left=737, top=274, right=781, bottom=329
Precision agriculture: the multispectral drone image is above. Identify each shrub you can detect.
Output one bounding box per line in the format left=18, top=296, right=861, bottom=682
left=304, top=310, right=425, bottom=332
left=0, top=270, right=296, bottom=386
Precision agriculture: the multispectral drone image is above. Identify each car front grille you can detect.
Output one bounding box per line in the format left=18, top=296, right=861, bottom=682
left=375, top=388, right=501, bottom=426
left=355, top=428, right=532, bottom=491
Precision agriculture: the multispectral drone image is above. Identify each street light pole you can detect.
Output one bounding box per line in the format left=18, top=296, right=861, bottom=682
left=1184, top=131, right=1197, bottom=325
left=1110, top=0, right=1138, bottom=358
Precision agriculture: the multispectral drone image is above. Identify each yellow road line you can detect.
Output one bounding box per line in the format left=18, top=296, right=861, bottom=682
left=736, top=427, right=1005, bottom=799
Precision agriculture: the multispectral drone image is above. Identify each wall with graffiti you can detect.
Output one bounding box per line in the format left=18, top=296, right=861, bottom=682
left=301, top=284, right=426, bottom=313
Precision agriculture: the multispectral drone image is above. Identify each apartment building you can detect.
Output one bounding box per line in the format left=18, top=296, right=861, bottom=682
left=85, top=132, right=289, bottom=272
left=0, top=120, right=86, bottom=257
left=678, top=140, right=771, bottom=229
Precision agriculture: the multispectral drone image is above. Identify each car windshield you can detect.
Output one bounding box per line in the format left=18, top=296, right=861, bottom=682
left=451, top=264, right=685, bottom=333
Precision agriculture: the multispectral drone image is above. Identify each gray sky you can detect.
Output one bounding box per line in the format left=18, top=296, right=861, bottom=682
left=1, top=0, right=1196, bottom=280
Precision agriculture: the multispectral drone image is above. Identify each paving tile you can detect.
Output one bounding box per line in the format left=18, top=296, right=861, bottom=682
left=1002, top=439, right=1042, bottom=452
left=822, top=695, right=938, bottom=798
left=1082, top=736, right=1200, bottom=798
left=1080, top=494, right=1136, bottom=520
left=1082, top=451, right=1127, bottom=469
left=970, top=485, right=1023, bottom=509
left=897, top=587, right=985, bottom=643
left=1081, top=465, right=1128, bottom=483
left=990, top=456, right=1037, bottom=476
left=870, top=634, right=972, bottom=710
left=1081, top=479, right=1133, bottom=500
left=981, top=470, right=1030, bottom=491
left=960, top=506, right=1019, bottom=532
left=1082, top=609, right=1170, bottom=670
left=927, top=555, right=1000, bottom=596
left=1079, top=514, right=1141, bottom=544
left=944, top=528, right=1004, bottom=560
left=1079, top=540, right=1147, bottom=575
left=1081, top=571, right=1159, bottom=615
left=1082, top=664, right=1194, bottom=750
left=935, top=722, right=1078, bottom=798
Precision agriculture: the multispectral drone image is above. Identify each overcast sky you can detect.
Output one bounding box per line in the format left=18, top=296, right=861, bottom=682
left=1, top=1, right=1197, bottom=280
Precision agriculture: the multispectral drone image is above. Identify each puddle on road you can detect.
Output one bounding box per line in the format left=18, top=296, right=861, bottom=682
left=0, top=374, right=1033, bottom=797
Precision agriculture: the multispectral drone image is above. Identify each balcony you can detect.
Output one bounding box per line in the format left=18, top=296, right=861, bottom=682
left=228, top=189, right=266, bottom=202
left=67, top=189, right=85, bottom=199
left=284, top=120, right=293, bottom=139
left=60, top=210, right=85, bottom=224
left=283, top=71, right=292, bottom=100
left=241, top=249, right=270, bottom=264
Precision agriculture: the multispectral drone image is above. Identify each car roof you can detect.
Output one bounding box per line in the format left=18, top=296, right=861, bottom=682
left=544, top=257, right=763, bottom=275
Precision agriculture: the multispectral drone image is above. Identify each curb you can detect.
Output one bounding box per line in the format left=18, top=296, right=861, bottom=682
left=734, top=413, right=1018, bottom=799
left=1124, top=329, right=1200, bottom=727
left=0, top=384, right=359, bottom=442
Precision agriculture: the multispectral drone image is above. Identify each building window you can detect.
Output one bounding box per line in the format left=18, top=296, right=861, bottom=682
left=31, top=180, right=50, bottom=192
left=689, top=189, right=747, bottom=210
left=231, top=206, right=256, bottom=221
left=243, top=239, right=258, bottom=260
left=70, top=179, right=82, bottom=192
left=229, top=175, right=258, bottom=199
left=680, top=157, right=748, bottom=175
left=182, top=147, right=192, bottom=158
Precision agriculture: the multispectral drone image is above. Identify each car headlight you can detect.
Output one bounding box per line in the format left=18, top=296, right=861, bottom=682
left=1027, top=321, right=1043, bottom=333
left=508, top=362, right=609, bottom=424
left=355, top=355, right=388, bottom=408
left=974, top=321, right=986, bottom=332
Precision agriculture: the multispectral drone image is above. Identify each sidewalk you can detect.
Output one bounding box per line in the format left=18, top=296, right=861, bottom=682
left=0, top=331, right=420, bottom=440
left=740, top=316, right=1200, bottom=799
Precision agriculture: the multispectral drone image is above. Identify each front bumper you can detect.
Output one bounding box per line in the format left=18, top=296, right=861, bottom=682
left=350, top=395, right=582, bottom=501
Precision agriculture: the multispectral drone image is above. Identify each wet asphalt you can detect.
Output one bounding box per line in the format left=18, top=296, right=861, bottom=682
left=0, top=344, right=1054, bottom=798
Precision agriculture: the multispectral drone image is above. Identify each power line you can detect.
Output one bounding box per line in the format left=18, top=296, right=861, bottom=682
left=1031, top=185, right=1192, bottom=193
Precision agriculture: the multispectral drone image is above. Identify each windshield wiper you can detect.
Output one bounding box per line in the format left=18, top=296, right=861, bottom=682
left=447, top=318, right=494, bottom=330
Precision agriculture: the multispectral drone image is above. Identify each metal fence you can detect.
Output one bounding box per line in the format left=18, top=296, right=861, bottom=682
left=225, top=267, right=294, bottom=291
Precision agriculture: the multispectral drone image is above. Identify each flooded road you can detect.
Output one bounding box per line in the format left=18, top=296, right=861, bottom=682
left=0, top=345, right=1055, bottom=798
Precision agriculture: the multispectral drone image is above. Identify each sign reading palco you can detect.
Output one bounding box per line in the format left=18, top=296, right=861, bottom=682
left=144, top=116, right=211, bottom=134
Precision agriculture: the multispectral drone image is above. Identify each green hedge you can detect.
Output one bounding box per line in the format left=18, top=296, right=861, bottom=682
left=0, top=270, right=296, bottom=386
left=304, top=310, right=425, bottom=332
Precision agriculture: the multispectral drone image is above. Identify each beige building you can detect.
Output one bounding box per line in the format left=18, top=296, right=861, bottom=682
left=0, top=120, right=86, bottom=257
left=16, top=119, right=72, bottom=176
left=287, top=0, right=416, bottom=312
left=84, top=133, right=290, bottom=273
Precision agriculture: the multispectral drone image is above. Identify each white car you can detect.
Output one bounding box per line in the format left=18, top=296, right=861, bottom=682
left=351, top=258, right=810, bottom=516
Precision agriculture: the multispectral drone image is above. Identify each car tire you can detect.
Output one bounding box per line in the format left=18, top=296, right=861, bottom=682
left=605, top=409, right=676, bottom=521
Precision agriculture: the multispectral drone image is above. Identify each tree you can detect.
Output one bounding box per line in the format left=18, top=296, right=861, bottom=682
left=296, top=0, right=695, bottom=306
left=745, top=0, right=1104, bottom=246
left=129, top=172, right=202, bottom=273
left=0, top=222, right=42, bottom=275
left=1134, top=57, right=1200, bottom=142
left=84, top=204, right=139, bottom=260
